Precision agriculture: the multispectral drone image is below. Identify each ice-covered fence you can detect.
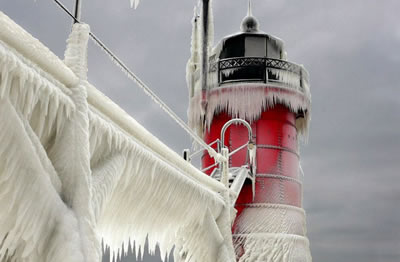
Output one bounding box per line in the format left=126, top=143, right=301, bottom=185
left=0, top=11, right=234, bottom=262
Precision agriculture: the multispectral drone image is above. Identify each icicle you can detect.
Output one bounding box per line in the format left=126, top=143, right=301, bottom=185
left=0, top=13, right=237, bottom=262
left=0, top=12, right=79, bottom=87
left=221, top=68, right=239, bottom=77
left=9, top=76, right=20, bottom=108
left=46, top=96, right=59, bottom=136
left=18, top=78, right=31, bottom=117
left=0, top=40, right=76, bottom=126
left=22, top=82, right=33, bottom=117
left=0, top=64, right=10, bottom=99
left=55, top=107, right=65, bottom=137
left=130, top=0, right=140, bottom=9
left=90, top=107, right=228, bottom=262
left=188, top=83, right=311, bottom=141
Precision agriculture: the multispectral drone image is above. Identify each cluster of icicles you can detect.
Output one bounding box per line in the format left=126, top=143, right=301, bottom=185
left=0, top=11, right=235, bottom=262
left=186, top=11, right=311, bottom=142
left=188, top=83, right=311, bottom=141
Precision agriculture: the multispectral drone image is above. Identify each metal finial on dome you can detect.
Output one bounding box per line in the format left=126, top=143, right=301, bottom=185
left=248, top=0, right=253, bottom=16
left=241, top=0, right=259, bottom=32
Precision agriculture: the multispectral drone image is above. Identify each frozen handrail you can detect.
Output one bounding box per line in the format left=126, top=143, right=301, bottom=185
left=53, top=0, right=224, bottom=163
left=218, top=57, right=309, bottom=90
left=0, top=12, right=79, bottom=87
left=221, top=118, right=253, bottom=148
left=228, top=142, right=249, bottom=157
left=87, top=84, right=226, bottom=193
left=189, top=139, right=220, bottom=158
left=0, top=6, right=226, bottom=193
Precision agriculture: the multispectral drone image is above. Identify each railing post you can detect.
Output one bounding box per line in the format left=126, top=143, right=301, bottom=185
left=73, top=0, right=82, bottom=23
left=221, top=147, right=229, bottom=187
left=182, top=149, right=191, bottom=162
left=201, top=0, right=210, bottom=108
left=218, top=61, right=221, bottom=86
left=300, top=68, right=304, bottom=90
left=264, top=58, right=267, bottom=83
left=218, top=147, right=236, bottom=261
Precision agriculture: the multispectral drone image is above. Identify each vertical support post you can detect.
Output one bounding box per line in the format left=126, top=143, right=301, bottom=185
left=201, top=0, right=210, bottom=110
left=218, top=61, right=221, bottom=85
left=218, top=147, right=236, bottom=261
left=182, top=149, right=191, bottom=162
left=264, top=58, right=268, bottom=84
left=74, top=0, right=82, bottom=23
left=300, top=68, right=304, bottom=90
left=221, top=148, right=229, bottom=188
left=248, top=0, right=253, bottom=16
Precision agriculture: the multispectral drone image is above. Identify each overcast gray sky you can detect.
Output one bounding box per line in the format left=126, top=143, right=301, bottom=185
left=1, top=0, right=400, bottom=261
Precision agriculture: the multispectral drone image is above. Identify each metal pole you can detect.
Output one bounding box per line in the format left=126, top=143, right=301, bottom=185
left=73, top=0, right=82, bottom=23
left=248, top=0, right=252, bottom=16
left=201, top=0, right=210, bottom=109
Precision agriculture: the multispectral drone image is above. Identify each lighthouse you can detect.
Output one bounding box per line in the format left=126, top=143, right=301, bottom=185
left=187, top=2, right=312, bottom=261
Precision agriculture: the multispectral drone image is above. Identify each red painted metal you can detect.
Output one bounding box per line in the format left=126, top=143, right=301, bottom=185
left=202, top=103, right=300, bottom=220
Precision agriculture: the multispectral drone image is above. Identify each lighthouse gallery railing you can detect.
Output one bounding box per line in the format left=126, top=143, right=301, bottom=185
left=207, top=57, right=309, bottom=92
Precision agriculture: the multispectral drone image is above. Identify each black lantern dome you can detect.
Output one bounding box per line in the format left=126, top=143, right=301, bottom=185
left=241, top=14, right=259, bottom=33
left=205, top=5, right=309, bottom=91
left=214, top=11, right=285, bottom=61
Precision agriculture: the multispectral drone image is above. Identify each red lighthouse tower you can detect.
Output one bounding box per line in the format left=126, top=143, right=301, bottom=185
left=187, top=3, right=312, bottom=261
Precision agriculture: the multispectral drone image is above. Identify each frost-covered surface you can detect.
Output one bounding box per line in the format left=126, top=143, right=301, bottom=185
left=0, top=12, right=78, bottom=87
left=188, top=84, right=311, bottom=140
left=86, top=83, right=225, bottom=194
left=207, top=0, right=215, bottom=49
left=234, top=204, right=307, bottom=236
left=0, top=39, right=75, bottom=138
left=186, top=7, right=200, bottom=99
left=187, top=83, right=312, bottom=261
left=235, top=233, right=311, bottom=262
left=232, top=204, right=311, bottom=261
left=186, top=9, right=312, bottom=261
left=186, top=10, right=311, bottom=141
left=0, top=12, right=235, bottom=262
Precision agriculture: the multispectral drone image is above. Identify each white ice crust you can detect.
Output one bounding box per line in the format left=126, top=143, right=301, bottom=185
left=0, top=12, right=235, bottom=262
left=186, top=13, right=312, bottom=142
left=185, top=8, right=313, bottom=261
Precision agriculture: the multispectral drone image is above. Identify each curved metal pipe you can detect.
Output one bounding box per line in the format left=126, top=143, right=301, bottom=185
left=221, top=118, right=253, bottom=148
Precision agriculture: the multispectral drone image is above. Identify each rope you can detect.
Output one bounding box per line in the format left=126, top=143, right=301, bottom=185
left=52, top=0, right=223, bottom=162
left=53, top=0, right=78, bottom=22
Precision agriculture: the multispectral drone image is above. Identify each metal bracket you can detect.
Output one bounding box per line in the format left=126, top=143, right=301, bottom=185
left=219, top=119, right=257, bottom=200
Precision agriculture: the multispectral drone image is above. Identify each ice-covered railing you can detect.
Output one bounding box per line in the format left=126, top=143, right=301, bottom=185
left=0, top=10, right=236, bottom=262
left=54, top=0, right=224, bottom=164
left=192, top=57, right=310, bottom=97
left=187, top=55, right=312, bottom=139
left=0, top=10, right=224, bottom=194
left=218, top=57, right=309, bottom=90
